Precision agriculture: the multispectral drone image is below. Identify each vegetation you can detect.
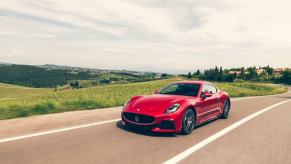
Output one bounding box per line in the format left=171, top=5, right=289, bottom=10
left=214, top=83, right=286, bottom=97
left=0, top=83, right=49, bottom=99
left=0, top=65, right=92, bottom=87
left=0, top=64, right=169, bottom=88
left=70, top=81, right=80, bottom=89
left=187, top=66, right=291, bottom=85
left=0, top=78, right=287, bottom=120
left=275, top=69, right=291, bottom=85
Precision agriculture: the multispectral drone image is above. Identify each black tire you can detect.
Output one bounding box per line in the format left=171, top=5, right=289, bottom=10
left=181, top=109, right=196, bottom=135
left=221, top=100, right=230, bottom=119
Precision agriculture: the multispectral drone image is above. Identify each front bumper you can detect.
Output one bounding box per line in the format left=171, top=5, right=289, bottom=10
left=121, top=112, right=180, bottom=133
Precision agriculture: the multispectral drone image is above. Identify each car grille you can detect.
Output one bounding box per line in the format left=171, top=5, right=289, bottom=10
left=123, top=112, right=155, bottom=124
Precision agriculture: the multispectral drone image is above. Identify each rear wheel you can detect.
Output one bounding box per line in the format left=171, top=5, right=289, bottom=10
left=181, top=109, right=196, bottom=135
left=221, top=100, right=230, bottom=119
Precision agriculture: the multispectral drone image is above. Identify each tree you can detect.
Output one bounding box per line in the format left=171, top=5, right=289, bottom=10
left=100, top=79, right=111, bottom=84
left=203, top=68, right=216, bottom=81
left=214, top=66, right=219, bottom=81
left=161, top=74, right=168, bottom=78
left=196, top=69, right=200, bottom=76
left=193, top=69, right=200, bottom=76
left=264, top=66, right=273, bottom=76
left=277, top=70, right=291, bottom=84
left=224, top=74, right=235, bottom=82
left=187, top=72, right=192, bottom=79
left=239, top=67, right=245, bottom=79
left=218, top=67, right=224, bottom=81
left=70, top=81, right=79, bottom=89
left=246, top=67, right=258, bottom=80
left=74, top=81, right=79, bottom=88
left=259, top=71, right=268, bottom=80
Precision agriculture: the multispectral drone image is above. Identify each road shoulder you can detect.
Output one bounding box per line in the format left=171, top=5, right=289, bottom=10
left=0, top=106, right=122, bottom=139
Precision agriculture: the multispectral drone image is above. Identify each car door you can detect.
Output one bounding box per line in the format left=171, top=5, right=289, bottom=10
left=207, top=84, right=221, bottom=112
left=197, top=84, right=218, bottom=123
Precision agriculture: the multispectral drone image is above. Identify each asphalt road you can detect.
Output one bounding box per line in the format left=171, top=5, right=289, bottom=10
left=0, top=89, right=290, bottom=164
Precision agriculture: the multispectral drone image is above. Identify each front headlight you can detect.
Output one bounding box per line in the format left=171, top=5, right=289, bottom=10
left=164, top=103, right=180, bottom=114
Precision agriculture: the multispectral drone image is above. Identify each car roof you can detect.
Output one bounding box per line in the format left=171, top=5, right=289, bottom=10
left=173, top=81, right=218, bottom=91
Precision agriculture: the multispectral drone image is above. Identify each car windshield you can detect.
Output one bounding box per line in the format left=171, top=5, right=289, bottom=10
left=158, top=83, right=201, bottom=96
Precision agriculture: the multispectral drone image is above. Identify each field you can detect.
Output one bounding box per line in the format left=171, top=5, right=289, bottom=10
left=0, top=83, right=49, bottom=99
left=0, top=79, right=287, bottom=120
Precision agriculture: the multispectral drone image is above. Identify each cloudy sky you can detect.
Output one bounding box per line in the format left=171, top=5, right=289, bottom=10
left=0, top=0, right=290, bottom=73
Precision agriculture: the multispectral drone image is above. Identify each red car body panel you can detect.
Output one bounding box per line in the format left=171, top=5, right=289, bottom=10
left=121, top=81, right=230, bottom=133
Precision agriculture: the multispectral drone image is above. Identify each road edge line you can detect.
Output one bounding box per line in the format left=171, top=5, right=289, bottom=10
left=163, top=99, right=291, bottom=164
left=231, top=90, right=290, bottom=101
left=0, top=118, right=121, bottom=143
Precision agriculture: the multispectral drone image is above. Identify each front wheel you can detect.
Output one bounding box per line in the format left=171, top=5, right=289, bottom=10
left=221, top=100, right=230, bottom=119
left=181, top=109, right=196, bottom=135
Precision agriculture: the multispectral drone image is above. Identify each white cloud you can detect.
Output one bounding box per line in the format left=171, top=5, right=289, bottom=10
left=0, top=0, right=290, bottom=73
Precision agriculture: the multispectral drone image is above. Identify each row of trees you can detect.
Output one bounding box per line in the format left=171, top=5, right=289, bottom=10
left=199, top=66, right=238, bottom=82
left=186, top=66, right=290, bottom=84
left=275, top=70, right=291, bottom=84
left=187, top=66, right=237, bottom=82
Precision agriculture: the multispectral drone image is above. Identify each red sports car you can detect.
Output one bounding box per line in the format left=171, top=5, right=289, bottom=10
left=121, top=81, right=230, bottom=135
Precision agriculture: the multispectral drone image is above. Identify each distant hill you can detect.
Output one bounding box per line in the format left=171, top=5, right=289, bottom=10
left=0, top=63, right=170, bottom=88
left=0, top=64, right=93, bottom=87
left=38, top=64, right=101, bottom=72
left=0, top=62, right=13, bottom=66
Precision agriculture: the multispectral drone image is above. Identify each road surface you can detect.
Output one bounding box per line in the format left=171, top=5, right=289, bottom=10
left=0, top=88, right=290, bottom=164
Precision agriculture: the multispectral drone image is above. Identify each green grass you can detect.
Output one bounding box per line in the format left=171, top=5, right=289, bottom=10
left=215, top=82, right=287, bottom=97
left=0, top=79, right=287, bottom=120
left=0, top=83, right=49, bottom=98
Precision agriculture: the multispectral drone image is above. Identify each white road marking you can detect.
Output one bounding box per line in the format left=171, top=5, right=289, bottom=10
left=164, top=99, right=291, bottom=164
left=0, top=118, right=121, bottom=143
left=231, top=97, right=255, bottom=101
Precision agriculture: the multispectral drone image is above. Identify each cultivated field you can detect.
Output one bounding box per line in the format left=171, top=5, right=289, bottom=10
left=0, top=79, right=287, bottom=120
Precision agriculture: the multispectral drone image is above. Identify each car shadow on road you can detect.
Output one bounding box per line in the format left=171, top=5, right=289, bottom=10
left=116, top=121, right=177, bottom=138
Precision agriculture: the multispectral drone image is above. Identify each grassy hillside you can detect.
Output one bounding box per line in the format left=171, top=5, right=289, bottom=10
left=0, top=78, right=287, bottom=120
left=0, top=64, right=168, bottom=88
left=0, top=65, right=82, bottom=87
left=0, top=83, right=49, bottom=98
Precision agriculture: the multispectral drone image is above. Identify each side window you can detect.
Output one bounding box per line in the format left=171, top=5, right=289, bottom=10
left=201, top=84, right=208, bottom=93
left=202, top=84, right=210, bottom=93
left=208, top=84, right=217, bottom=94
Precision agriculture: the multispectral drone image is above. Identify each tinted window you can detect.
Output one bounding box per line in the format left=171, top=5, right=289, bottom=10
left=159, top=83, right=201, bottom=96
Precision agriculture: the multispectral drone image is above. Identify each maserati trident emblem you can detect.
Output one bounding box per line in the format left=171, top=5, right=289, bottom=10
left=137, top=108, right=140, bottom=112
left=134, top=115, right=140, bottom=122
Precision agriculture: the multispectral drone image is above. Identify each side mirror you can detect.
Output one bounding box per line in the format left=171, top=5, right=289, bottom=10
left=201, top=91, right=212, bottom=99
left=154, top=89, right=160, bottom=94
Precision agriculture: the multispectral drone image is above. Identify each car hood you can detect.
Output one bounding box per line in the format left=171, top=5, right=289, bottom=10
left=125, top=94, right=193, bottom=115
